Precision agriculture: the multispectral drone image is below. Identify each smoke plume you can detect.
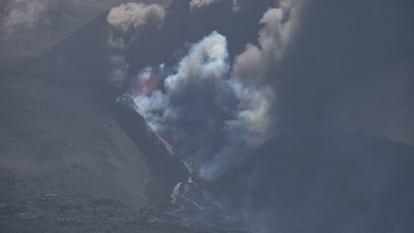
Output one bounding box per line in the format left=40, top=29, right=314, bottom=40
left=107, top=2, right=166, bottom=49
left=1, top=0, right=49, bottom=34
left=108, top=54, right=129, bottom=89
left=189, top=0, right=221, bottom=9
left=118, top=1, right=302, bottom=180
left=107, top=3, right=166, bottom=33
left=189, top=0, right=240, bottom=12
left=232, top=0, right=300, bottom=83
left=127, top=30, right=276, bottom=180
left=106, top=2, right=166, bottom=88
left=199, top=0, right=301, bottom=178
left=275, top=0, right=414, bottom=145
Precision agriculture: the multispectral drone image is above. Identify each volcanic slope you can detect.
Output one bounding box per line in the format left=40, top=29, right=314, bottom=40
left=0, top=0, right=172, bottom=71
left=0, top=4, right=198, bottom=233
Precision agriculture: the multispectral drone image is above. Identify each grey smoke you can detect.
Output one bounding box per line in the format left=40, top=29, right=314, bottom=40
left=108, top=54, right=129, bottom=89
left=189, top=0, right=240, bottom=12
left=199, top=0, right=301, bottom=178
left=128, top=28, right=279, bottom=179
left=232, top=0, right=300, bottom=83
left=189, top=0, right=221, bottom=9
left=128, top=32, right=226, bottom=171
left=233, top=0, right=414, bottom=231
left=1, top=0, right=49, bottom=34
left=131, top=31, right=232, bottom=133
left=275, top=0, right=414, bottom=145
left=120, top=1, right=302, bottom=180
left=107, top=2, right=166, bottom=33
left=106, top=2, right=166, bottom=88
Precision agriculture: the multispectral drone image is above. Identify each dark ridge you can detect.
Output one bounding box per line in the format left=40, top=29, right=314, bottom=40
left=112, top=102, right=189, bottom=208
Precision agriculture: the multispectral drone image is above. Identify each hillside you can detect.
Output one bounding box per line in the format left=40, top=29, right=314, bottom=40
left=0, top=0, right=171, bottom=72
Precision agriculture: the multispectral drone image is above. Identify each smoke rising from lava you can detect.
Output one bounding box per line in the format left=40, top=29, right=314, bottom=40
left=129, top=31, right=276, bottom=180
left=106, top=2, right=166, bottom=88
left=113, top=0, right=301, bottom=180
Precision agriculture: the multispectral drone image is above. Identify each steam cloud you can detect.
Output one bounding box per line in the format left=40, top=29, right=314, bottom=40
left=128, top=30, right=275, bottom=179
left=1, top=0, right=49, bottom=34
left=119, top=0, right=301, bottom=180
left=107, top=3, right=166, bottom=33
left=189, top=0, right=240, bottom=12
left=108, top=55, right=129, bottom=89
left=201, top=0, right=300, bottom=178
left=106, top=2, right=166, bottom=88
left=190, top=0, right=221, bottom=9
left=107, top=2, right=166, bottom=49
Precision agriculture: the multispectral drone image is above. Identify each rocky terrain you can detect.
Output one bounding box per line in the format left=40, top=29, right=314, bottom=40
left=0, top=195, right=246, bottom=233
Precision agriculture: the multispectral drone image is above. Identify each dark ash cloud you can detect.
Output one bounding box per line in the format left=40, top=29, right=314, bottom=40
left=275, top=0, right=414, bottom=145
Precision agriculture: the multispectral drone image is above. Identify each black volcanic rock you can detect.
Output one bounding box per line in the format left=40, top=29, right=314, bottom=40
left=0, top=196, right=248, bottom=233
left=112, top=102, right=189, bottom=207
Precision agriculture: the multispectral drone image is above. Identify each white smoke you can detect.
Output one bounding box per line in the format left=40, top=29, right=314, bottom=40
left=1, top=1, right=169, bottom=37
left=190, top=0, right=221, bottom=9
left=117, top=0, right=302, bottom=180
left=132, top=66, right=170, bottom=131
left=107, top=2, right=166, bottom=33
left=132, top=32, right=231, bottom=132
left=108, top=54, right=129, bottom=89
left=163, top=32, right=230, bottom=94
left=106, top=2, right=166, bottom=88
left=189, top=0, right=240, bottom=12
left=1, top=0, right=49, bottom=34
left=200, top=0, right=301, bottom=178
left=128, top=31, right=275, bottom=180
